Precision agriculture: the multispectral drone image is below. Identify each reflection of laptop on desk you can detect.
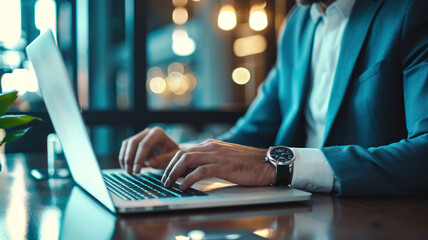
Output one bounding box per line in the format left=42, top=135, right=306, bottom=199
left=26, top=30, right=311, bottom=214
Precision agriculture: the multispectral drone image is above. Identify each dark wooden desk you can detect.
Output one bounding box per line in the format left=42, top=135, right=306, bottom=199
left=0, top=154, right=427, bottom=240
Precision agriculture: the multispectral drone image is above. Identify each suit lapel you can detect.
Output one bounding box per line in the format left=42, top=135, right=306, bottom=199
left=297, top=18, right=320, bottom=108
left=322, top=0, right=384, bottom=145
left=276, top=10, right=318, bottom=146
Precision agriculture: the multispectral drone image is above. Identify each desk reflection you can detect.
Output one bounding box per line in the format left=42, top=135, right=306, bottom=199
left=60, top=187, right=338, bottom=240
left=60, top=187, right=116, bottom=240
left=3, top=154, right=427, bottom=239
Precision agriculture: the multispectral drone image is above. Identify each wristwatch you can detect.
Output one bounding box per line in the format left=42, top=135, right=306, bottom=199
left=265, top=146, right=295, bottom=186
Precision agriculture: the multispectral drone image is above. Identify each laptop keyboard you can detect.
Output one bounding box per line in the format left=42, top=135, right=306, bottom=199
left=103, top=172, right=207, bottom=201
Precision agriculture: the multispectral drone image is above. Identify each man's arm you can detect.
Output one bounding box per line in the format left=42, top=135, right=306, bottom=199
left=323, top=0, right=428, bottom=196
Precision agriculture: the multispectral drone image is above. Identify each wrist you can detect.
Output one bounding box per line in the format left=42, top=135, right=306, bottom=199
left=265, top=162, right=277, bottom=185
left=257, top=148, right=277, bottom=185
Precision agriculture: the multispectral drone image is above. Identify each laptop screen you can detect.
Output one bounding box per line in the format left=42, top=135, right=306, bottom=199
left=26, top=30, right=116, bottom=213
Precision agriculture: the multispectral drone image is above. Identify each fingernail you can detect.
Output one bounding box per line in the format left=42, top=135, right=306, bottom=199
left=133, top=167, right=138, bottom=173
left=164, top=179, right=170, bottom=187
left=145, top=159, right=151, bottom=167
left=179, top=183, right=186, bottom=190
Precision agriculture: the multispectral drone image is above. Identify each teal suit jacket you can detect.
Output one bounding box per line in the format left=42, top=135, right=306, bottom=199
left=219, top=0, right=428, bottom=196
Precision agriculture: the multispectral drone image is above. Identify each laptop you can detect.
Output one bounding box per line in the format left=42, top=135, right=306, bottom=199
left=26, top=30, right=311, bottom=214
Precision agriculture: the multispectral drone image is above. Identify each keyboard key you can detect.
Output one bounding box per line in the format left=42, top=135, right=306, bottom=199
left=142, top=172, right=208, bottom=197
left=103, top=172, right=207, bottom=201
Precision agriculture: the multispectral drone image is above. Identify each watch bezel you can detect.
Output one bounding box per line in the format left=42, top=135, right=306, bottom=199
left=267, top=146, right=296, bottom=166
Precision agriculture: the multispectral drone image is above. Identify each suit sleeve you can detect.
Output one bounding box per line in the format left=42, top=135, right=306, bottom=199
left=322, top=0, right=428, bottom=196
left=217, top=66, right=283, bottom=148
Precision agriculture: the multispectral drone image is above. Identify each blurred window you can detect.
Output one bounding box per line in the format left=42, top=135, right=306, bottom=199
left=145, top=0, right=277, bottom=110
left=1, top=0, right=292, bottom=154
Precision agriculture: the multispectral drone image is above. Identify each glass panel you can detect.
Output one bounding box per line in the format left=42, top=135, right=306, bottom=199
left=1, top=0, right=282, bottom=113
left=76, top=0, right=134, bottom=111
left=146, top=0, right=278, bottom=110
left=74, top=0, right=280, bottom=111
left=91, top=125, right=135, bottom=156
left=0, top=0, right=60, bottom=113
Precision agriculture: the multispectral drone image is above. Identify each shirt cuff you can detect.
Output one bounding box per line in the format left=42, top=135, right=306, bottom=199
left=290, top=148, right=335, bottom=192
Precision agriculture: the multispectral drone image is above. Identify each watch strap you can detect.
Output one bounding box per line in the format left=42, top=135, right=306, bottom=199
left=275, top=164, right=290, bottom=186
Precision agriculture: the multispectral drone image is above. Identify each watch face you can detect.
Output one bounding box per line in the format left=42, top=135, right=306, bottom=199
left=270, top=147, right=294, bottom=164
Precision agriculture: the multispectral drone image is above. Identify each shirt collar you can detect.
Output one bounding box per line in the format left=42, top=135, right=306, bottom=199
left=310, top=0, right=356, bottom=22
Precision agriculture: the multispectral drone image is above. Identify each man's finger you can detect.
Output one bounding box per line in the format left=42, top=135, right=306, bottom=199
left=161, top=142, right=220, bottom=183
left=162, top=149, right=184, bottom=183
left=179, top=164, right=219, bottom=190
left=132, top=127, right=169, bottom=173
left=164, top=152, right=215, bottom=187
left=147, top=151, right=177, bottom=169
left=118, top=140, right=128, bottom=169
left=124, top=128, right=151, bottom=173
left=124, top=138, right=140, bottom=173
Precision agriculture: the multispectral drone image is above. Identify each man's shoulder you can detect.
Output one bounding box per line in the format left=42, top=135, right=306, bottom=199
left=375, top=0, right=427, bottom=15
left=281, top=5, right=313, bottom=35
left=373, top=0, right=428, bottom=31
left=284, top=5, right=310, bottom=26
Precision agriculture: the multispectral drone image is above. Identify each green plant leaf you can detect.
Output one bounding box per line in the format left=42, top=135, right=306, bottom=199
left=1, top=127, right=31, bottom=146
left=0, top=90, right=18, bottom=116
left=0, top=115, right=42, bottom=129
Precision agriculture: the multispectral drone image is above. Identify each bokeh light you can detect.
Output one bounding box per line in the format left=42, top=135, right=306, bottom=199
left=1, top=68, right=39, bottom=95
left=253, top=228, right=275, bottom=239
left=175, top=235, right=190, bottom=240
left=2, top=51, right=22, bottom=69
left=168, top=62, right=185, bottom=74
left=184, top=73, right=197, bottom=91
left=147, top=66, right=164, bottom=79
left=233, top=35, right=267, bottom=57
left=0, top=0, right=22, bottom=48
left=172, top=0, right=187, bottom=7
left=149, top=77, right=167, bottom=94
left=232, top=67, right=251, bottom=85
left=217, top=5, right=237, bottom=31
left=172, top=29, right=196, bottom=56
left=167, top=72, right=188, bottom=95
left=172, top=7, right=188, bottom=25
left=188, top=230, right=206, bottom=240
left=1, top=73, right=14, bottom=92
left=172, top=28, right=187, bottom=40
left=249, top=7, right=268, bottom=31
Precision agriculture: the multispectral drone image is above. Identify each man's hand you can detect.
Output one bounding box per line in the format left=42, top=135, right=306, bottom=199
left=161, top=139, right=276, bottom=190
left=119, top=127, right=179, bottom=174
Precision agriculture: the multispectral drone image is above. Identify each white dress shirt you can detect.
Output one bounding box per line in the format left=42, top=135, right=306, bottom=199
left=290, top=0, right=356, bottom=192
